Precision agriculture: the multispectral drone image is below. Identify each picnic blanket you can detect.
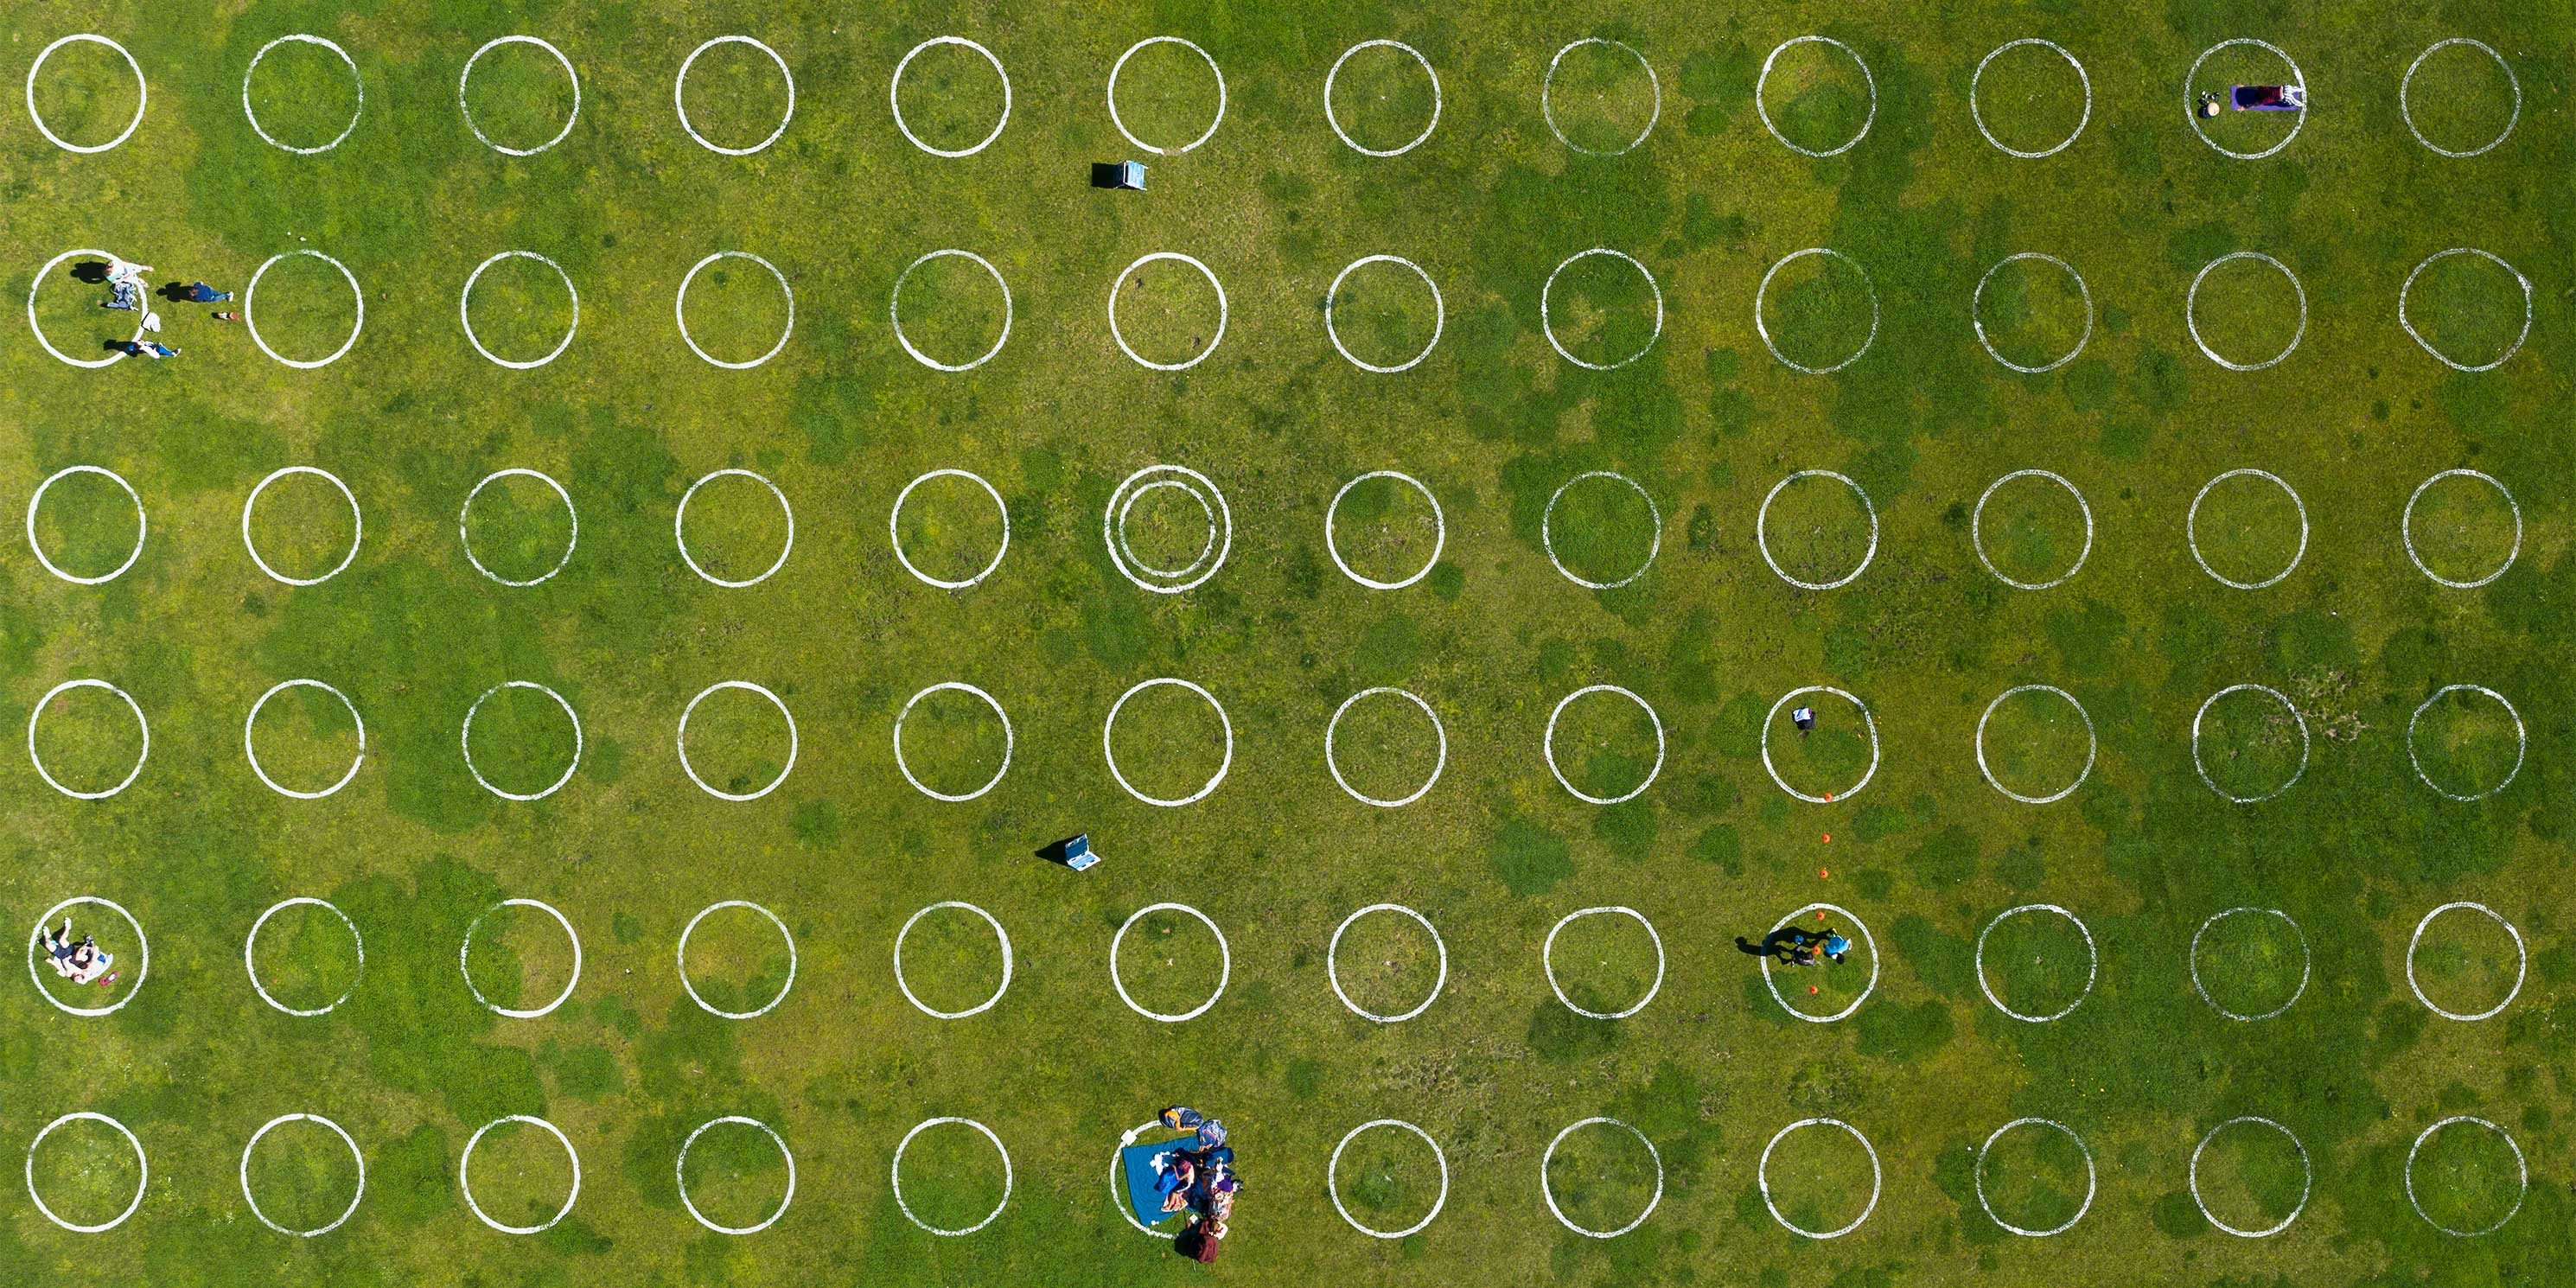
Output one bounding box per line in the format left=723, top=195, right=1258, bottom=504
left=1119, top=1136, right=1190, bottom=1230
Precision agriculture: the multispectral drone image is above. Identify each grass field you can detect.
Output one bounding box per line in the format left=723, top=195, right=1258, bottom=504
left=3, top=3, right=2573, bottom=1285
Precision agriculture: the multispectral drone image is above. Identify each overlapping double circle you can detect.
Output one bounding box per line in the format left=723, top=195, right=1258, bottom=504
left=241, top=1113, right=364, bottom=1237
left=1325, top=470, right=1444, bottom=590
left=1757, top=1118, right=1882, bottom=1238
left=460, top=252, right=578, bottom=369
left=461, top=898, right=582, bottom=1019
left=27, top=896, right=148, bottom=1016
left=2185, top=252, right=2305, bottom=371
left=2184, top=40, right=2305, bottom=160
left=1106, top=37, right=1225, bottom=156
left=2399, top=249, right=2531, bottom=373
left=1755, top=248, right=1878, bottom=373
left=1328, top=1119, right=1448, bottom=1238
left=678, top=900, right=797, bottom=1020
left=2190, top=908, right=2310, bottom=1022
left=2190, top=684, right=2308, bottom=803
left=891, top=37, right=1011, bottom=157
left=1324, top=41, right=1439, bottom=156
left=1971, top=469, right=2093, bottom=590
left=675, top=36, right=794, bottom=156
left=460, top=468, right=577, bottom=585
left=28, top=248, right=147, bottom=367
left=2187, top=468, right=2307, bottom=590
left=891, top=250, right=1011, bottom=372
left=1540, top=1117, right=1661, bottom=1238
left=245, top=896, right=361, bottom=1016
left=1973, top=253, right=2092, bottom=373
left=28, top=679, right=150, bottom=800
left=679, top=1116, right=796, bottom=1234
left=1975, top=1119, right=2095, bottom=1236
left=2402, top=469, right=2519, bottom=589
left=893, top=901, right=1012, bottom=1020
left=459, top=1114, right=579, bottom=1234
left=2407, top=902, right=2524, bottom=1022
left=1758, top=903, right=1878, bottom=1023
left=2401, top=40, right=2518, bottom=158
left=1324, top=687, right=1445, bottom=807
left=1973, top=685, right=2095, bottom=805
left=1103, top=464, right=1230, bottom=592
left=1109, top=902, right=1229, bottom=1023
left=1540, top=39, right=1658, bottom=157
left=27, top=35, right=146, bottom=154
left=890, top=469, right=1009, bottom=589
left=25, top=1112, right=146, bottom=1233
left=677, top=681, right=799, bottom=802
left=26, top=465, right=145, bottom=584
left=1324, top=256, right=1444, bottom=373
left=1541, top=249, right=1663, bottom=371
left=1541, top=906, right=1665, bottom=1020
left=459, top=35, right=579, bottom=156
left=1543, top=685, right=1665, bottom=805
left=2407, top=685, right=2523, bottom=801
left=1326, top=903, right=1447, bottom=1023
left=1103, top=678, right=1234, bottom=807
left=891, top=1117, right=1007, bottom=1236
left=245, top=250, right=366, bottom=369
left=460, top=680, right=583, bottom=801
left=1970, top=40, right=2088, bottom=158
left=2404, top=1116, right=2525, bottom=1236
left=2189, top=1116, right=2310, bottom=1237
left=1974, top=903, right=2096, bottom=1022
left=676, top=468, right=794, bottom=587
left=676, top=251, right=794, bottom=369
left=1757, top=469, right=1878, bottom=590
left=244, top=679, right=366, bottom=799
left=894, top=682, right=1013, bottom=802
left=1106, top=252, right=1227, bottom=371
left=243, top=466, right=363, bottom=586
left=244, top=35, right=361, bottom=154
left=1761, top=686, right=1879, bottom=804
left=1542, top=471, right=1661, bottom=590
left=1756, top=36, right=1875, bottom=157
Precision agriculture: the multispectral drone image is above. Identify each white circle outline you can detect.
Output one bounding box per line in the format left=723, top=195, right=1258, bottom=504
left=1102, top=465, right=1231, bottom=593
left=2189, top=1116, right=2311, bottom=1237
left=1106, top=37, right=1225, bottom=156
left=2405, top=1116, right=2526, bottom=1236
left=459, top=36, right=579, bottom=156
left=2401, top=469, right=2520, bottom=589
left=240, top=1113, right=365, bottom=1237
left=1109, top=1119, right=1183, bottom=1238
left=1323, top=41, right=1439, bottom=156
left=2398, top=248, right=2531, bottom=373
left=1328, top=1119, right=1448, bottom=1238
left=245, top=896, right=361, bottom=1016
left=1973, top=685, right=2096, bottom=805
left=460, top=681, right=583, bottom=801
left=27, top=679, right=149, bottom=800
left=1326, top=470, right=1444, bottom=590
left=1542, top=685, right=1665, bottom=806
left=674, top=36, right=794, bottom=156
left=1542, top=470, right=1661, bottom=590
left=458, top=1115, right=580, bottom=1234
left=2185, top=40, right=2306, bottom=160
left=1324, top=687, right=1446, bottom=808
left=1974, top=904, right=2097, bottom=1022
left=890, top=37, right=1011, bottom=157
left=1974, top=1118, right=2095, bottom=1237
left=679, top=1116, right=797, bottom=1235
left=1324, top=255, right=1444, bottom=373
left=1973, top=252, right=2093, bottom=373
left=1326, top=903, right=1447, bottom=1023
left=1540, top=39, right=1660, bottom=157
left=675, top=251, right=794, bottom=369
left=1760, top=687, right=1880, bottom=804
left=889, top=469, right=1009, bottom=590
left=1102, top=679, right=1233, bottom=807
left=890, top=1118, right=1009, bottom=1236
left=675, top=468, right=794, bottom=587
left=1757, top=1117, right=1884, bottom=1239
left=26, top=896, right=148, bottom=1016
left=1972, top=469, right=2094, bottom=590
left=26, top=465, right=144, bottom=584
left=2185, top=251, right=2306, bottom=371
left=241, top=465, right=362, bottom=585
left=677, top=900, right=798, bottom=1020
left=893, top=682, right=1013, bottom=803
left=1755, top=247, right=1879, bottom=374
left=1106, top=252, right=1227, bottom=372
left=1117, top=481, right=1215, bottom=579
left=243, top=35, right=360, bottom=155
left=2406, top=902, right=2525, bottom=1023
left=890, top=250, right=1011, bottom=372
left=2190, top=908, right=2311, bottom=1022
left=26, top=35, right=145, bottom=155
left=243, top=250, right=366, bottom=369
left=459, top=252, right=578, bottom=369
left=460, top=898, right=581, bottom=1019
left=244, top=679, right=365, bottom=800
left=1759, top=903, right=1878, bottom=1023
left=1540, top=248, right=1664, bottom=371
left=27, top=248, right=145, bottom=367
left=1540, top=1118, right=1662, bottom=1239
left=2187, top=468, right=2308, bottom=590
left=1969, top=40, right=2089, bottom=159
left=676, top=680, right=799, bottom=802
left=1756, top=36, right=1876, bottom=158
left=2407, top=685, right=2524, bottom=802
left=893, top=901, right=1013, bottom=1020
left=1757, top=469, right=1879, bottom=590
left=459, top=468, right=577, bottom=586
left=1541, top=906, right=1665, bottom=1020
left=1109, top=902, right=1230, bottom=1023
left=25, top=1113, right=145, bottom=1233
left=2401, top=40, right=2519, bottom=158
left=2190, top=685, right=2309, bottom=803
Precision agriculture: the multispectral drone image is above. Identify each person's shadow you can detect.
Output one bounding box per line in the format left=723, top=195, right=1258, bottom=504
left=69, top=260, right=109, bottom=284
left=156, top=281, right=192, bottom=303
left=1736, top=928, right=1800, bottom=959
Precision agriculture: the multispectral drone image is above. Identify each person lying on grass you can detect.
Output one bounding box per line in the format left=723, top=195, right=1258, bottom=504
left=36, top=917, right=117, bottom=987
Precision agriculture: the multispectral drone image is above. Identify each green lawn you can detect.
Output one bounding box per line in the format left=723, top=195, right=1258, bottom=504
left=3, top=3, right=2572, bottom=1286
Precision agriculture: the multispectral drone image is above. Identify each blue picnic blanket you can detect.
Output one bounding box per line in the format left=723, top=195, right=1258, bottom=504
left=1120, top=1138, right=1189, bottom=1230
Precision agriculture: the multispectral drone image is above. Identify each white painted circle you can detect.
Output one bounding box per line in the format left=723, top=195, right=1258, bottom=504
left=1541, top=906, right=1665, bottom=1020
left=891, top=1118, right=1008, bottom=1236
left=1324, top=256, right=1444, bottom=373
left=24, top=1113, right=145, bottom=1233
left=243, top=35, right=360, bottom=155
left=1117, top=481, right=1214, bottom=579
left=244, top=897, right=361, bottom=1016
left=1756, top=37, right=1876, bottom=158
left=2190, top=685, right=2308, bottom=803
left=26, top=35, right=145, bottom=154
left=1542, top=471, right=1661, bottom=590
left=1326, top=470, right=1444, bottom=590
left=1757, top=469, right=1879, bottom=589
left=1323, top=41, right=1439, bottom=156
left=2405, top=1116, right=2526, bottom=1236
left=889, top=469, right=1008, bottom=590
left=1103, top=679, right=1233, bottom=807
left=2401, top=40, right=2519, bottom=158
left=1106, top=252, right=1227, bottom=372
left=1973, top=252, right=2092, bottom=373
left=241, top=466, right=362, bottom=585
left=26, top=896, right=148, bottom=1016
left=892, top=901, right=1012, bottom=1020
left=676, top=681, right=798, bottom=802
left=1542, top=685, right=1665, bottom=806
left=1324, top=687, right=1445, bottom=808
left=459, top=468, right=577, bottom=586
left=460, top=681, right=582, bottom=801
left=2407, top=685, right=2524, bottom=801
left=1969, top=40, right=2088, bottom=158
left=1540, top=39, right=1659, bottom=157
left=1102, top=464, right=1231, bottom=592
left=1326, top=903, right=1447, bottom=1023
left=1328, top=1119, right=1448, bottom=1238
left=1971, top=469, right=2094, bottom=590
left=2402, top=469, right=2519, bottom=589
left=2187, top=468, right=2308, bottom=589
left=2189, top=1117, right=2311, bottom=1237
left=679, top=1117, right=796, bottom=1234
left=459, top=1115, right=579, bottom=1234
left=675, top=36, right=794, bottom=156
left=1759, top=904, right=1878, bottom=1023
left=890, top=37, right=1011, bottom=158
left=2189, top=908, right=2310, bottom=1022
left=244, top=679, right=365, bottom=799
left=677, top=901, right=797, bottom=1020
left=1540, top=1118, right=1662, bottom=1239
left=27, top=679, right=149, bottom=800
left=244, top=250, right=366, bottom=369
left=27, top=248, right=146, bottom=367
left=459, top=36, right=579, bottom=156
left=2406, top=902, right=2525, bottom=1023
left=889, top=250, right=1011, bottom=372
left=2185, top=40, right=2306, bottom=160
left=1761, top=687, right=1879, bottom=804
left=26, top=465, right=145, bottom=584
left=675, top=252, right=794, bottom=369
left=460, top=899, right=581, bottom=1019
left=1755, top=248, right=1878, bottom=373
left=1540, top=248, right=1663, bottom=371
left=1109, top=902, right=1230, bottom=1023
left=675, top=468, right=794, bottom=587
left=893, top=682, right=1012, bottom=802
left=2185, top=251, right=2305, bottom=371
left=459, top=252, right=578, bottom=369
left=1973, top=685, right=2095, bottom=805
left=1757, top=1118, right=1883, bottom=1239
left=2399, top=248, right=2531, bottom=373
left=1106, top=37, right=1225, bottom=156
left=1974, top=1118, right=2095, bottom=1236
left=1974, top=904, right=2096, bottom=1022
left=240, top=1113, right=364, bottom=1237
